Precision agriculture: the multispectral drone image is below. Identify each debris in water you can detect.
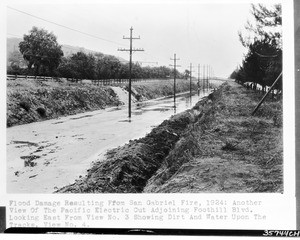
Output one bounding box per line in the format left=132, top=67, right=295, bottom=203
left=21, top=155, right=40, bottom=167
left=12, top=141, right=39, bottom=147
left=29, top=174, right=38, bottom=178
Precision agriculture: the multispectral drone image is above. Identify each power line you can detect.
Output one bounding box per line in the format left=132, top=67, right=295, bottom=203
left=7, top=6, right=127, bottom=47
left=7, top=6, right=164, bottom=66
left=7, top=33, right=107, bottom=54
left=7, top=35, right=86, bottom=56
left=7, top=32, right=162, bottom=68
left=7, top=6, right=185, bottom=74
left=136, top=61, right=158, bottom=66
left=7, top=6, right=207, bottom=74
left=7, top=33, right=22, bottom=38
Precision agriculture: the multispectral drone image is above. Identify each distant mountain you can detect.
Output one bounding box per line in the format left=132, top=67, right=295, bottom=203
left=6, top=37, right=22, bottom=55
left=7, top=37, right=127, bottom=62
left=61, top=44, right=99, bottom=57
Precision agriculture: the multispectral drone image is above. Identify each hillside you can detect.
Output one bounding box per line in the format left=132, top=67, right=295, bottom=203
left=6, top=37, right=22, bottom=54
left=6, top=37, right=127, bottom=63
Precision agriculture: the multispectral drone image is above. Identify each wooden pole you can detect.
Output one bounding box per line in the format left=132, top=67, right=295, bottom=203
left=251, top=72, right=282, bottom=116
left=189, top=63, right=192, bottom=96
left=170, top=54, right=180, bottom=107
left=173, top=54, right=177, bottom=105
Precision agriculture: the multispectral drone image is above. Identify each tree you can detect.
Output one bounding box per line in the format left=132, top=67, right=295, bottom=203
left=95, top=55, right=121, bottom=79
left=239, top=4, right=282, bottom=48
left=19, top=26, right=63, bottom=76
left=56, top=57, right=74, bottom=78
left=69, top=52, right=96, bottom=79
left=56, top=48, right=184, bottom=81
left=57, top=52, right=96, bottom=79
left=184, top=69, right=190, bottom=80
left=236, top=4, right=282, bottom=90
left=131, top=63, right=143, bottom=79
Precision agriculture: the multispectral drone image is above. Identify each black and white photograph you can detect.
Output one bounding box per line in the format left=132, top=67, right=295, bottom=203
left=5, top=0, right=284, bottom=194
left=1, top=0, right=297, bottom=234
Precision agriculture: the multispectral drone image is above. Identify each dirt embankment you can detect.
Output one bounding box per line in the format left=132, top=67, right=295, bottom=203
left=7, top=80, right=120, bottom=127
left=57, top=81, right=283, bottom=193
left=7, top=79, right=197, bottom=127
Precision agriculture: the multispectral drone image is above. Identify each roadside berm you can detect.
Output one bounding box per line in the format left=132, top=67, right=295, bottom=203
left=57, top=81, right=283, bottom=193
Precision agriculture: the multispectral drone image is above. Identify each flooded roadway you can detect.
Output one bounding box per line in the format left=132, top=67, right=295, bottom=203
left=7, top=89, right=212, bottom=193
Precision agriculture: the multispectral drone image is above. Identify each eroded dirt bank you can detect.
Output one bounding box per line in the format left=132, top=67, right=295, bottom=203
left=7, top=79, right=119, bottom=127
left=57, top=81, right=283, bottom=193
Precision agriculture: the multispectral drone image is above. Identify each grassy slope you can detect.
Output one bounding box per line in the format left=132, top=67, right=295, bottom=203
left=130, top=79, right=197, bottom=100
left=144, top=81, right=283, bottom=193
left=7, top=79, right=197, bottom=127
left=57, top=81, right=283, bottom=193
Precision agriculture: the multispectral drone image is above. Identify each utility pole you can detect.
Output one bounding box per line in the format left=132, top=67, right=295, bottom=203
left=210, top=66, right=213, bottom=86
left=209, top=65, right=213, bottom=88
left=203, top=65, right=206, bottom=91
left=197, top=64, right=201, bottom=95
left=170, top=54, right=180, bottom=106
left=118, top=27, right=144, bottom=118
left=189, top=63, right=195, bottom=96
left=207, top=65, right=210, bottom=89
left=206, top=65, right=209, bottom=90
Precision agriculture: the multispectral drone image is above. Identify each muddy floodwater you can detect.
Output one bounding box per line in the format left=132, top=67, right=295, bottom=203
left=7, top=90, right=212, bottom=193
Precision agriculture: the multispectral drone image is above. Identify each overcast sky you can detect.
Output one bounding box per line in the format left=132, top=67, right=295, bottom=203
left=6, top=0, right=256, bottom=77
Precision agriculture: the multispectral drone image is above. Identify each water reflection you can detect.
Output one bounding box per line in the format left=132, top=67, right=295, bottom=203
left=129, top=90, right=212, bottom=121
